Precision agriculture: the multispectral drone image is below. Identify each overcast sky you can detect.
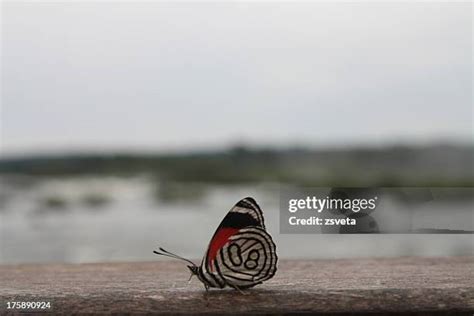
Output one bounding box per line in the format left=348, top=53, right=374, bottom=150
left=1, top=2, right=472, bottom=156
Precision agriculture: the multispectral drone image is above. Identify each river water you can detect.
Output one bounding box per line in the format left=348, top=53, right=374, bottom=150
left=0, top=176, right=472, bottom=264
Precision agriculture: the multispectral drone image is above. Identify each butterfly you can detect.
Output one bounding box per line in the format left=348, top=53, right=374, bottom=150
left=154, top=197, right=277, bottom=291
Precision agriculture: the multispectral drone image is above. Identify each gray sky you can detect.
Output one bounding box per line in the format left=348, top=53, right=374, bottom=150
left=1, top=2, right=472, bottom=155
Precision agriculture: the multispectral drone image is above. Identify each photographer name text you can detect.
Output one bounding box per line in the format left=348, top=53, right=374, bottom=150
left=287, top=196, right=377, bottom=226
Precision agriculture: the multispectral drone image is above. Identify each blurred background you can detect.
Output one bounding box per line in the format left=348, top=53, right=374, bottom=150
left=0, top=1, right=472, bottom=264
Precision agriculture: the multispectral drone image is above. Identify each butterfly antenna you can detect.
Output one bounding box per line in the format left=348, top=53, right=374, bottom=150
left=153, top=247, right=197, bottom=267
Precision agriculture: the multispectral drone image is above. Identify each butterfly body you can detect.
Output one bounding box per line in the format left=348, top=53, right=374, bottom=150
left=155, top=197, right=277, bottom=291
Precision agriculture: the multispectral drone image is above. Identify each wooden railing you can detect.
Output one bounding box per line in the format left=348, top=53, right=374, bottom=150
left=1, top=256, right=473, bottom=314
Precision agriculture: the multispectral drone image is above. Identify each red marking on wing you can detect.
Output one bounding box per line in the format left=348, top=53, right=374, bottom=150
left=207, top=227, right=239, bottom=271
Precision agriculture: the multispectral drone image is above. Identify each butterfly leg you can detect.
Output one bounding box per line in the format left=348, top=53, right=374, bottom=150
left=231, top=285, right=247, bottom=295
left=204, top=284, right=209, bottom=292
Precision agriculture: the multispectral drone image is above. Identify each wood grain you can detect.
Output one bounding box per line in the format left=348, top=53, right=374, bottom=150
left=0, top=257, right=473, bottom=314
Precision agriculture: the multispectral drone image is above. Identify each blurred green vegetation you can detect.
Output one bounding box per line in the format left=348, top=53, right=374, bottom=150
left=0, top=144, right=472, bottom=187
left=81, top=193, right=110, bottom=208
left=154, top=181, right=207, bottom=203
left=40, top=196, right=68, bottom=210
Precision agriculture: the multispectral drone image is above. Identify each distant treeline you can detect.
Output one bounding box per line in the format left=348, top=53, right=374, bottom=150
left=1, top=144, right=473, bottom=186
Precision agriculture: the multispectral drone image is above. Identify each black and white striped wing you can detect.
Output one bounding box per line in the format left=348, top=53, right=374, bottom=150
left=227, top=197, right=266, bottom=229
left=213, top=227, right=277, bottom=288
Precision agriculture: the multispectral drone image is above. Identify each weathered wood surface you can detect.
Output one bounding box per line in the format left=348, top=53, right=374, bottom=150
left=0, top=257, right=473, bottom=315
